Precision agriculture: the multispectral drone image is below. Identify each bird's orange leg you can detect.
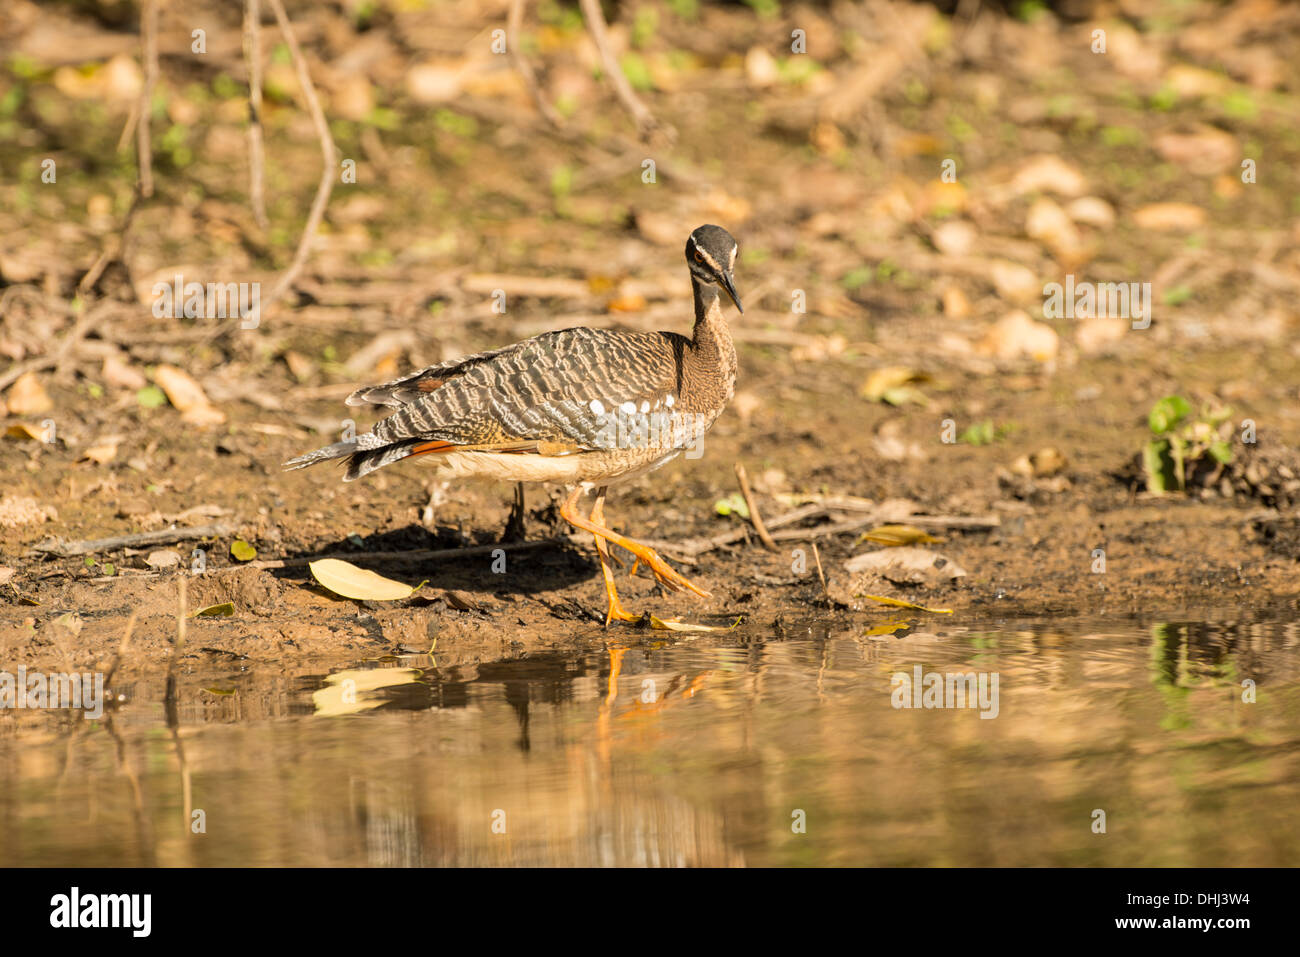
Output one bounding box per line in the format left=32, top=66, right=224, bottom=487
left=561, top=486, right=711, bottom=601
left=589, top=487, right=639, bottom=627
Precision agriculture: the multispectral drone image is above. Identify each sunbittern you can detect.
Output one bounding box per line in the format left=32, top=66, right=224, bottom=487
left=284, top=224, right=743, bottom=626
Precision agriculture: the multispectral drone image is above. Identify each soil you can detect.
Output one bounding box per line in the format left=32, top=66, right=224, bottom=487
left=3, top=0, right=1300, bottom=699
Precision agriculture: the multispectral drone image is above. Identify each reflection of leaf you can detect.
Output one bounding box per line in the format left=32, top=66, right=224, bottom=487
left=309, top=558, right=418, bottom=600
left=861, top=594, right=953, bottom=614
left=201, top=687, right=236, bottom=696
left=230, top=540, right=257, bottom=562
left=312, top=667, right=422, bottom=717
left=856, top=524, right=943, bottom=547
left=192, top=602, right=235, bottom=618
left=864, top=617, right=913, bottom=637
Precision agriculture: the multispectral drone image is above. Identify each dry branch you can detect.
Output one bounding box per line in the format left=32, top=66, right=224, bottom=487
left=136, top=0, right=159, bottom=197
left=29, top=522, right=238, bottom=558
left=244, top=0, right=269, bottom=230
left=578, top=0, right=670, bottom=143
left=507, top=0, right=564, bottom=129
left=264, top=0, right=338, bottom=309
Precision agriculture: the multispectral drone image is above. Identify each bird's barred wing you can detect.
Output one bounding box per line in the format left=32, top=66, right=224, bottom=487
left=369, top=327, right=689, bottom=452
left=345, top=343, right=518, bottom=409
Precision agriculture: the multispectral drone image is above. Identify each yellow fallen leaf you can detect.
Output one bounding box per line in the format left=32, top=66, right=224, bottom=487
left=860, top=367, right=930, bottom=406
left=309, top=558, right=420, bottom=601
left=856, top=524, right=944, bottom=546
left=648, top=614, right=740, bottom=633
left=191, top=602, right=235, bottom=618
left=862, top=594, right=953, bottom=614
left=5, top=422, right=52, bottom=442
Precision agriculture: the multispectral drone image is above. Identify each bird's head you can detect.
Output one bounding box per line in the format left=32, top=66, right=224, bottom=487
left=685, top=224, right=742, bottom=314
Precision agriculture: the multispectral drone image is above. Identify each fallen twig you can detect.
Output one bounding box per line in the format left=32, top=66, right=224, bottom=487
left=734, top=462, right=777, bottom=551
left=234, top=538, right=557, bottom=571
left=29, top=522, right=238, bottom=558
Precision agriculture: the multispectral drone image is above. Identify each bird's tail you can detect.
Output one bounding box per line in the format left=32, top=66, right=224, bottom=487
left=282, top=435, right=424, bottom=482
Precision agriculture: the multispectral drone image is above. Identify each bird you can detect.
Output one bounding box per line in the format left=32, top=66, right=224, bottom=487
left=283, top=224, right=743, bottom=626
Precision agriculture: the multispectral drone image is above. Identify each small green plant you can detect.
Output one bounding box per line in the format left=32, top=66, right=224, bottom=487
left=958, top=420, right=1009, bottom=446
left=1142, top=395, right=1233, bottom=494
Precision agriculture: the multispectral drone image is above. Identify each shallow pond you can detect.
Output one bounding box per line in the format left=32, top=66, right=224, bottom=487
left=3, top=614, right=1297, bottom=866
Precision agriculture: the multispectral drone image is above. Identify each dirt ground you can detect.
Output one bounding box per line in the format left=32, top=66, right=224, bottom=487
left=3, top=0, right=1300, bottom=695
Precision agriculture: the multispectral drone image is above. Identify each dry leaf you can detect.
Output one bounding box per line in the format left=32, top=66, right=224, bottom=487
left=1010, top=154, right=1087, bottom=197
left=309, top=558, right=420, bottom=601
left=153, top=364, right=226, bottom=426
left=102, top=355, right=147, bottom=390
left=80, top=442, right=118, bottom=465
left=989, top=261, right=1040, bottom=303
left=860, top=367, right=930, bottom=406
left=6, top=371, right=53, bottom=415
left=1133, top=202, right=1206, bottom=231
left=146, top=550, right=181, bottom=569
left=6, top=422, right=52, bottom=443
left=978, top=311, right=1060, bottom=362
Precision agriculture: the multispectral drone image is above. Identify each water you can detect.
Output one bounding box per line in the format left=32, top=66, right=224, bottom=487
left=3, top=615, right=1298, bottom=866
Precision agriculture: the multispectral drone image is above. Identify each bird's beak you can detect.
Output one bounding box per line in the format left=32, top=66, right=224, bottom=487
left=721, top=272, right=743, bottom=314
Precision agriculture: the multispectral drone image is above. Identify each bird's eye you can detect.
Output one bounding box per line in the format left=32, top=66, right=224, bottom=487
left=694, top=250, right=705, bottom=263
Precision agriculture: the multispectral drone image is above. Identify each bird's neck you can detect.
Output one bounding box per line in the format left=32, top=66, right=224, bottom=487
left=684, top=277, right=737, bottom=409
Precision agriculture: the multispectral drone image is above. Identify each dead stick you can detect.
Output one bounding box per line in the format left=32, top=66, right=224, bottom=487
left=507, top=0, right=564, bottom=128
left=734, top=462, right=777, bottom=551
left=265, top=0, right=337, bottom=308
left=0, top=301, right=121, bottom=392
left=577, top=0, right=667, bottom=142
left=811, top=542, right=829, bottom=603
left=244, top=0, right=269, bottom=230
left=29, top=522, right=238, bottom=558
left=136, top=0, right=159, bottom=197
left=235, top=538, right=556, bottom=571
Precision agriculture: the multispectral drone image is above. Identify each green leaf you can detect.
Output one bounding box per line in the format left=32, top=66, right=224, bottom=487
left=230, top=540, right=257, bottom=562
left=1148, top=395, right=1191, bottom=435
left=714, top=493, right=750, bottom=519
left=136, top=385, right=167, bottom=409
left=1209, top=440, right=1232, bottom=465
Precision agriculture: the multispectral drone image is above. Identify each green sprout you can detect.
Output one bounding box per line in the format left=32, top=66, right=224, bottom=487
left=1142, top=395, right=1233, bottom=494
